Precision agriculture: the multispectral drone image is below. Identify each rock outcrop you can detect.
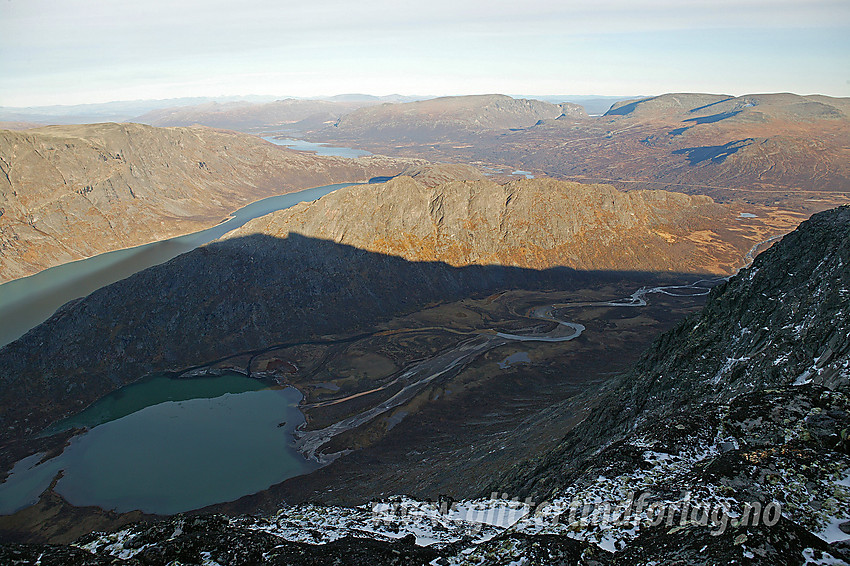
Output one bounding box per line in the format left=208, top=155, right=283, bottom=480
left=233, top=176, right=762, bottom=274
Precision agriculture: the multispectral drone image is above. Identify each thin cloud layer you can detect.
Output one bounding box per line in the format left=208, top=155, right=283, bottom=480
left=1, top=0, right=848, bottom=105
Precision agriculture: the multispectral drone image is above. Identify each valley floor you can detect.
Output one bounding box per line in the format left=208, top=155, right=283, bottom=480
left=0, top=273, right=713, bottom=543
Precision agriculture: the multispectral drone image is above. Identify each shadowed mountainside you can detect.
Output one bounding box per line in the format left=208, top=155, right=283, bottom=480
left=0, top=178, right=792, bottom=476
left=0, top=233, right=608, bottom=460
left=0, top=123, right=417, bottom=282
left=231, top=176, right=791, bottom=275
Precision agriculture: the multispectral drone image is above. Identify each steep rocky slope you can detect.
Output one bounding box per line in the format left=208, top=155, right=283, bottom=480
left=498, top=205, right=850, bottom=494
left=2, top=207, right=846, bottom=564
left=235, top=175, right=776, bottom=274
left=0, top=123, right=412, bottom=282
left=489, top=205, right=850, bottom=560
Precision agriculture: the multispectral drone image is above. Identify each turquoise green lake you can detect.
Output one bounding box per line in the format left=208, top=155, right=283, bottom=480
left=41, top=373, right=267, bottom=436
left=0, top=373, right=315, bottom=515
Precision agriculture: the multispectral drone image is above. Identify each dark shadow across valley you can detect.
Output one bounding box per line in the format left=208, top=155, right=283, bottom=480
left=0, top=232, right=721, bottom=537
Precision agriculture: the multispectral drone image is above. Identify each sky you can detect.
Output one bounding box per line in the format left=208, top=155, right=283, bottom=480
left=1, top=0, right=849, bottom=107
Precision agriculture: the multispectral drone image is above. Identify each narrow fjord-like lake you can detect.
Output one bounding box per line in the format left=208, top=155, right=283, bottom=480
left=261, top=136, right=372, bottom=158
left=0, top=182, right=355, bottom=348
left=0, top=373, right=314, bottom=515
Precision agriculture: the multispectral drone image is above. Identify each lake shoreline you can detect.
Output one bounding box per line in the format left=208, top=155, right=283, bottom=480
left=0, top=182, right=363, bottom=349
left=0, top=375, right=314, bottom=517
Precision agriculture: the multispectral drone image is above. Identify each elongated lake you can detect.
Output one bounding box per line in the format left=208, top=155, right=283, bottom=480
left=0, top=373, right=314, bottom=515
left=261, top=136, right=372, bottom=158
left=0, top=183, right=355, bottom=348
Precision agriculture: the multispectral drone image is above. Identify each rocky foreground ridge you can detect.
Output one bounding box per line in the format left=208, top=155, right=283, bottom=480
left=0, top=123, right=412, bottom=282
left=1, top=212, right=847, bottom=564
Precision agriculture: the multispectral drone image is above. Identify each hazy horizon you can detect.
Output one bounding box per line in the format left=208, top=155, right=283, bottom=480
left=5, top=90, right=850, bottom=114
left=2, top=0, right=848, bottom=107
left=0, top=93, right=638, bottom=111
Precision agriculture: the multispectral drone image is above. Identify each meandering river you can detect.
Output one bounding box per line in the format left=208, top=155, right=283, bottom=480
left=294, top=278, right=717, bottom=461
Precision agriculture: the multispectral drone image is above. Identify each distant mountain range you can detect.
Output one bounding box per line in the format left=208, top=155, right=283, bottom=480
left=134, top=99, right=370, bottom=131
left=0, top=96, right=281, bottom=125
left=0, top=95, right=434, bottom=127
left=330, top=94, right=587, bottom=137
left=0, top=94, right=634, bottom=129
left=304, top=92, right=850, bottom=211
